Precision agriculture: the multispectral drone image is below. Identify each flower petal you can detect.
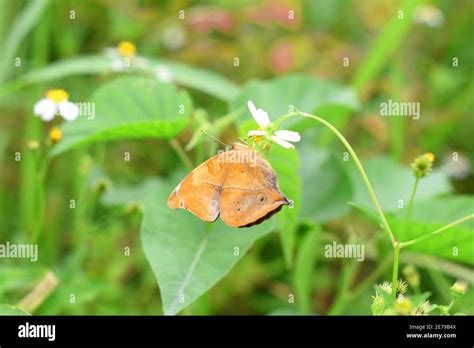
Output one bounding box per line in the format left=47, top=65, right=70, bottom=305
left=271, top=135, right=294, bottom=149
left=59, top=101, right=79, bottom=121
left=155, top=65, right=173, bottom=82
left=247, top=100, right=271, bottom=128
left=111, top=59, right=124, bottom=71
left=248, top=130, right=267, bottom=137
left=257, top=109, right=271, bottom=127
left=34, top=98, right=57, bottom=121
left=104, top=47, right=119, bottom=58
left=274, top=130, right=301, bottom=142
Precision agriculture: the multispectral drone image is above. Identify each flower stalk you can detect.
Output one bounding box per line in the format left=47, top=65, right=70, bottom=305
left=276, top=110, right=397, bottom=246
left=267, top=109, right=473, bottom=307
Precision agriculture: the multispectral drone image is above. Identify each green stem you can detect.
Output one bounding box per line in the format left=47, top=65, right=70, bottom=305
left=276, top=111, right=396, bottom=246
left=391, top=242, right=400, bottom=300
left=401, top=176, right=419, bottom=241
left=169, top=139, right=193, bottom=171
left=399, top=214, right=474, bottom=248
left=31, top=153, right=48, bottom=244
left=328, top=258, right=359, bottom=315
left=21, top=119, right=41, bottom=237
left=31, top=172, right=44, bottom=244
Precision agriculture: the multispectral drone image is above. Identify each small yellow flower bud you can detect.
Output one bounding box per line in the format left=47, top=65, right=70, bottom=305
left=46, top=89, right=69, bottom=103
left=412, top=300, right=431, bottom=315
left=118, top=41, right=136, bottom=57
left=49, top=127, right=63, bottom=142
left=371, top=294, right=385, bottom=315
left=411, top=152, right=435, bottom=178
left=395, top=296, right=413, bottom=315
left=424, top=152, right=435, bottom=163
left=450, top=281, right=467, bottom=299
left=379, top=281, right=392, bottom=294
left=397, top=280, right=408, bottom=295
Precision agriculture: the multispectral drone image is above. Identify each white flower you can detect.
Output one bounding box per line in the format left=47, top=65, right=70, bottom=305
left=414, top=5, right=444, bottom=28
left=105, top=41, right=137, bottom=72
left=110, top=59, right=127, bottom=72
left=247, top=100, right=301, bottom=149
left=33, top=89, right=79, bottom=122
left=247, top=100, right=271, bottom=128
left=271, top=130, right=301, bottom=149
left=155, top=65, right=173, bottom=82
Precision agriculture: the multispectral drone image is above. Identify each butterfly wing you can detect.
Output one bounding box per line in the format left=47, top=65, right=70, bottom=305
left=167, top=155, right=227, bottom=222
left=219, top=146, right=290, bottom=227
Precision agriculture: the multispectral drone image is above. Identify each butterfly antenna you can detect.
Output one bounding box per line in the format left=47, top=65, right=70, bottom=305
left=237, top=136, right=251, bottom=146
left=200, top=129, right=229, bottom=148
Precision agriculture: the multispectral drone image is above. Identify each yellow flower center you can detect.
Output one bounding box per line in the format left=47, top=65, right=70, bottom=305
left=118, top=41, right=136, bottom=57
left=47, top=89, right=69, bottom=103
left=49, top=127, right=63, bottom=142
left=424, top=152, right=435, bottom=163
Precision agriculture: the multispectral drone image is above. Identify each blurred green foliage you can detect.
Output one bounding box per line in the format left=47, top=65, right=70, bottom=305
left=0, top=0, right=472, bottom=315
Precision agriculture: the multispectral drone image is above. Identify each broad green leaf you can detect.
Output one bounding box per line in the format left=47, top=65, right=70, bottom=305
left=101, top=178, right=162, bottom=207
left=348, top=156, right=451, bottom=212
left=140, top=180, right=275, bottom=315
left=1, top=55, right=240, bottom=102
left=389, top=196, right=474, bottom=265
left=293, top=226, right=321, bottom=314
left=50, top=77, right=192, bottom=156
left=267, top=146, right=301, bottom=268
left=230, top=74, right=359, bottom=127
left=299, top=147, right=352, bottom=223
left=0, top=304, right=31, bottom=316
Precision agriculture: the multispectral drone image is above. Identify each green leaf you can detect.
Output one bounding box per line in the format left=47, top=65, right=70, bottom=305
left=1, top=55, right=240, bottom=102
left=348, top=156, right=451, bottom=212
left=229, top=74, right=359, bottom=126
left=411, top=292, right=431, bottom=308
left=0, top=264, right=49, bottom=298
left=348, top=202, right=381, bottom=225
left=299, top=147, right=353, bottom=223
left=50, top=76, right=192, bottom=156
left=267, top=146, right=301, bottom=268
left=140, top=180, right=275, bottom=315
left=389, top=196, right=474, bottom=265
left=293, top=226, right=321, bottom=314
left=0, top=0, right=48, bottom=82
left=154, top=59, right=240, bottom=102
left=0, top=304, right=31, bottom=316
left=17, top=55, right=112, bottom=83
left=101, top=178, right=162, bottom=207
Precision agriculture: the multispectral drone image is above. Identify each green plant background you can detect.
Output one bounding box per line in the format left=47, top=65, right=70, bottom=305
left=0, top=0, right=472, bottom=315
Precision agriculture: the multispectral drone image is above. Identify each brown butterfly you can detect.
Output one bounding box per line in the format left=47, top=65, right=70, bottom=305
left=167, top=143, right=290, bottom=227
